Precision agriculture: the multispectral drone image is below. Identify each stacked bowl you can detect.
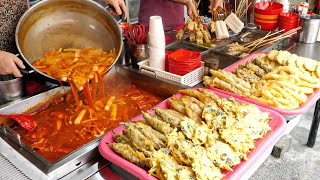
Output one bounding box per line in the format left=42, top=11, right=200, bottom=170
left=148, top=16, right=166, bottom=71
left=279, top=12, right=299, bottom=32
left=254, top=2, right=283, bottom=31
left=168, top=49, right=201, bottom=76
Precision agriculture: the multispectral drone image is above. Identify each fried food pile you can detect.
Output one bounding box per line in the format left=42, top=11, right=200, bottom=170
left=176, top=19, right=212, bottom=45
left=109, top=88, right=272, bottom=180
left=204, top=50, right=320, bottom=110
left=32, top=47, right=116, bottom=91
left=225, top=42, right=249, bottom=57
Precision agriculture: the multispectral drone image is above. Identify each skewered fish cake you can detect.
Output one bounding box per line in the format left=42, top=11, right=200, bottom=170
left=176, top=29, right=184, bottom=40
left=210, top=21, right=215, bottom=33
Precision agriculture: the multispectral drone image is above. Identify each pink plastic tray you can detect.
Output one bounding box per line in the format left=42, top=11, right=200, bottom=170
left=99, top=88, right=287, bottom=180
left=206, top=52, right=320, bottom=116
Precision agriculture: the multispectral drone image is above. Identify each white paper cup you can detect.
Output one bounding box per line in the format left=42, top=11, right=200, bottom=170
left=149, top=16, right=164, bottom=35
left=148, top=33, right=166, bottom=49
left=148, top=46, right=165, bottom=71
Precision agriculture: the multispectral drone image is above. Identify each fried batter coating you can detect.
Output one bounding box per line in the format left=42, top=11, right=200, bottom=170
left=135, top=121, right=166, bottom=143
left=155, top=108, right=181, bottom=128
left=142, top=112, right=173, bottom=134
left=109, top=143, right=149, bottom=169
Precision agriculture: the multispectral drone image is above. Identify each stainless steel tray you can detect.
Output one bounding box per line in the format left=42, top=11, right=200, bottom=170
left=201, top=50, right=240, bottom=75
left=166, top=40, right=209, bottom=53
left=0, top=65, right=184, bottom=179
left=212, top=29, right=290, bottom=59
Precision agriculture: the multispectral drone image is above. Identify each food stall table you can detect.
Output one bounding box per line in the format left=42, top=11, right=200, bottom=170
left=1, top=39, right=320, bottom=180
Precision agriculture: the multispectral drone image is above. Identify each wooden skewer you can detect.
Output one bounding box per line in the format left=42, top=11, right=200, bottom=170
left=256, top=33, right=296, bottom=49
left=243, top=29, right=285, bottom=47
left=239, top=2, right=252, bottom=19
left=236, top=0, right=247, bottom=16
left=255, top=28, right=301, bottom=48
left=248, top=31, right=271, bottom=53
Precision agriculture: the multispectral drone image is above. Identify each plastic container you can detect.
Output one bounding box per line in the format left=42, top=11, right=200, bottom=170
left=149, top=16, right=164, bottom=35
left=148, top=32, right=166, bottom=49
left=278, top=0, right=290, bottom=12
left=254, top=13, right=279, bottom=20
left=254, top=18, right=278, bottom=24
left=138, top=60, right=204, bottom=86
left=279, top=12, right=299, bottom=29
left=299, top=14, right=320, bottom=43
left=280, top=12, right=299, bottom=19
left=99, top=88, right=287, bottom=180
left=207, top=52, right=320, bottom=116
left=254, top=20, right=278, bottom=31
left=254, top=2, right=283, bottom=15
left=148, top=46, right=165, bottom=71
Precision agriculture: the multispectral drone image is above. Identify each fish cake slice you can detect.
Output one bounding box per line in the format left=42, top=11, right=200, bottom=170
left=267, top=50, right=279, bottom=61
left=276, top=50, right=291, bottom=65
left=303, top=59, right=318, bottom=72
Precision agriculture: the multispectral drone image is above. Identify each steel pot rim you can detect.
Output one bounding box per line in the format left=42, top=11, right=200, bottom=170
left=0, top=77, right=22, bottom=84
left=15, top=0, right=123, bottom=84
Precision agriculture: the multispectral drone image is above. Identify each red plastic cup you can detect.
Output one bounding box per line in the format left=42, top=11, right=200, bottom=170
left=254, top=2, right=283, bottom=15
left=254, top=20, right=278, bottom=31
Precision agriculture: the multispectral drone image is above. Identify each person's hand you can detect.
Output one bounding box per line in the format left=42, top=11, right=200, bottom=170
left=0, top=51, right=25, bottom=78
left=209, top=0, right=223, bottom=12
left=104, top=0, right=127, bottom=19
left=185, top=0, right=198, bottom=19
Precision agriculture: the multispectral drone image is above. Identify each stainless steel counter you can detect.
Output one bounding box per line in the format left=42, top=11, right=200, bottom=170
left=287, top=41, right=320, bottom=60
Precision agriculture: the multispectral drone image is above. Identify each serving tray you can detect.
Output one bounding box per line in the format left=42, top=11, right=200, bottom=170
left=206, top=52, right=320, bottom=116
left=99, top=88, right=287, bottom=180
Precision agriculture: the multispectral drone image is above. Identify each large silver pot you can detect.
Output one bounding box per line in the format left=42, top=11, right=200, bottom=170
left=299, top=15, right=320, bottom=44
left=15, top=0, right=123, bottom=83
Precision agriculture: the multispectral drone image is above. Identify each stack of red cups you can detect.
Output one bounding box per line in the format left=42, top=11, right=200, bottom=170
left=279, top=12, right=299, bottom=32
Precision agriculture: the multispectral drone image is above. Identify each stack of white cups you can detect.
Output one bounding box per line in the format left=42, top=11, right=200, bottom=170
left=148, top=16, right=166, bottom=71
